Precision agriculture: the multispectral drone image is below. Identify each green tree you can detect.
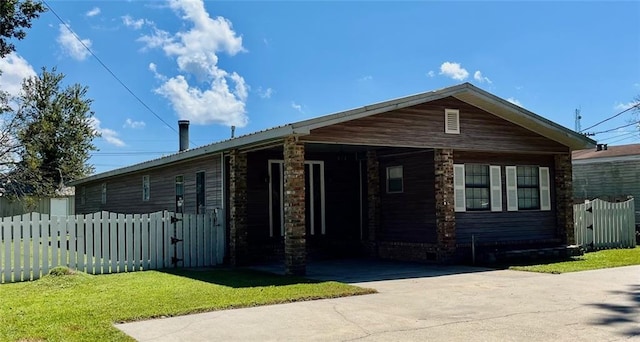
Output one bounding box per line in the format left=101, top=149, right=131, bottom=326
left=11, top=67, right=98, bottom=196
left=0, top=0, right=46, bottom=58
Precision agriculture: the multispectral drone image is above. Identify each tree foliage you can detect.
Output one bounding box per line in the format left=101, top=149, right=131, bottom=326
left=4, top=67, right=99, bottom=197
left=0, top=0, right=46, bottom=58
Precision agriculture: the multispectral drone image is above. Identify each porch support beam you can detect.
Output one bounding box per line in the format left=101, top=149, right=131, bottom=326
left=434, top=148, right=456, bottom=261
left=229, top=149, right=248, bottom=266
left=366, top=150, right=380, bottom=256
left=283, top=136, right=306, bottom=275
left=554, top=153, right=574, bottom=244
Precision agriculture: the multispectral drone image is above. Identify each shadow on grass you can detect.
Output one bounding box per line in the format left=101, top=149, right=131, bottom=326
left=156, top=267, right=321, bottom=288
left=587, top=284, right=640, bottom=337
left=480, top=256, right=581, bottom=270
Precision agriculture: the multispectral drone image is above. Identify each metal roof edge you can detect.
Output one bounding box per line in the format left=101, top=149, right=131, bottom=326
left=71, top=124, right=300, bottom=185
left=455, top=84, right=596, bottom=149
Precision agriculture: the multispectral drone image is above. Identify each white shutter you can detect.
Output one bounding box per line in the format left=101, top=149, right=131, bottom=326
left=445, top=109, right=460, bottom=134
left=453, top=164, right=466, bottom=212
left=539, top=167, right=551, bottom=211
left=506, top=166, right=518, bottom=211
left=489, top=165, right=502, bottom=212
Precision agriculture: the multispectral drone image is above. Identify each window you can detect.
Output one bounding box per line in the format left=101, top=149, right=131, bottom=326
left=445, top=109, right=460, bottom=134
left=454, top=164, right=502, bottom=212
left=80, top=186, right=86, bottom=205
left=142, top=175, right=150, bottom=201
left=464, top=164, right=490, bottom=210
left=386, top=166, right=403, bottom=193
left=101, top=183, right=107, bottom=204
left=506, top=165, right=551, bottom=211
left=196, top=171, right=205, bottom=214
left=516, top=166, right=539, bottom=210
left=175, top=175, right=184, bottom=213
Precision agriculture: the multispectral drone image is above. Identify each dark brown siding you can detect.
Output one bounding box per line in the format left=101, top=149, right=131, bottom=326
left=76, top=155, right=222, bottom=214
left=454, top=152, right=557, bottom=244
left=302, top=97, right=569, bottom=154
left=245, top=149, right=361, bottom=261
left=378, top=149, right=437, bottom=243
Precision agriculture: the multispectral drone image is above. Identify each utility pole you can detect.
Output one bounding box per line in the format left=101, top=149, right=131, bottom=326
left=575, top=108, right=582, bottom=132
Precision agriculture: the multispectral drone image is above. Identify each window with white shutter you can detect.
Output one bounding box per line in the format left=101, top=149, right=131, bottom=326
left=445, top=109, right=460, bottom=134
left=539, top=167, right=551, bottom=211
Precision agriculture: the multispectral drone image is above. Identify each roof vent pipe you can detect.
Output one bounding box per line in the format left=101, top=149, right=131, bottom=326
left=596, top=144, right=602, bottom=151
left=179, top=120, right=189, bottom=152
left=231, top=125, right=235, bottom=138
left=603, top=144, right=608, bottom=150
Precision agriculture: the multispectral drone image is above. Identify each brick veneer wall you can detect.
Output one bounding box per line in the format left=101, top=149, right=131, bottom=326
left=434, top=148, right=456, bottom=261
left=283, top=136, right=306, bottom=275
left=365, top=150, right=380, bottom=256
left=229, top=149, right=248, bottom=266
left=555, top=153, right=574, bottom=244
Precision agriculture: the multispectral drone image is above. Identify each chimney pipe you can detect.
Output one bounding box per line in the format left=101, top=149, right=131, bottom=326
left=596, top=144, right=602, bottom=151
left=231, top=125, right=236, bottom=138
left=179, top=120, right=189, bottom=152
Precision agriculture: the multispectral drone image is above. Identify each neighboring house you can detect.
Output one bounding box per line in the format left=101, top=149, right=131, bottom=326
left=0, top=186, right=75, bottom=217
left=70, top=83, right=595, bottom=275
left=573, top=143, right=640, bottom=223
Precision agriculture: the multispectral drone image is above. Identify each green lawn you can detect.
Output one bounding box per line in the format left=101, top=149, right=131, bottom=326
left=0, top=268, right=375, bottom=342
left=509, top=247, right=640, bottom=273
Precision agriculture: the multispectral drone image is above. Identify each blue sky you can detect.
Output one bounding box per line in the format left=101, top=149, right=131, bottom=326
left=0, top=0, right=639, bottom=174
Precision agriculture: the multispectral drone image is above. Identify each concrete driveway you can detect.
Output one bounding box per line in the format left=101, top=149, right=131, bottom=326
left=117, top=261, right=640, bottom=341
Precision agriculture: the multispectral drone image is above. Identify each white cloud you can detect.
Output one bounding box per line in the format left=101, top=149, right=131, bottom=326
left=57, top=24, right=92, bottom=61
left=358, top=75, right=373, bottom=82
left=148, top=62, right=166, bottom=80
left=90, top=117, right=125, bottom=147
left=86, top=7, right=101, bottom=17
left=0, top=53, right=36, bottom=97
left=613, top=101, right=639, bottom=111
left=439, top=62, right=469, bottom=81
left=123, top=118, right=146, bottom=129
left=140, top=0, right=248, bottom=126
left=473, top=70, right=492, bottom=84
left=291, top=101, right=304, bottom=113
left=122, top=15, right=149, bottom=30
left=257, top=87, right=274, bottom=99
left=507, top=97, right=523, bottom=107
left=426, top=70, right=435, bottom=78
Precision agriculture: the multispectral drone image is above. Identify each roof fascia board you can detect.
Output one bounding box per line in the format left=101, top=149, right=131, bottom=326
left=291, top=84, right=470, bottom=131
left=453, top=86, right=595, bottom=149
left=71, top=125, right=308, bottom=185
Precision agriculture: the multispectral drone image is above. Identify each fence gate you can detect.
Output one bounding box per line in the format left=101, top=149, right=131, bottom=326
left=0, top=210, right=225, bottom=284
left=574, top=198, right=636, bottom=249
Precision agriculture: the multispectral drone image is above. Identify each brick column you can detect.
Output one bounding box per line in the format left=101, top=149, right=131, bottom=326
left=366, top=150, right=380, bottom=256
left=229, top=149, right=248, bottom=266
left=283, top=136, right=306, bottom=275
left=555, top=153, right=575, bottom=244
left=434, top=148, right=456, bottom=261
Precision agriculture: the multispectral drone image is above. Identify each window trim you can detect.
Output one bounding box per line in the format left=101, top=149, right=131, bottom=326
left=386, top=165, right=403, bottom=194
left=142, top=175, right=150, bottom=201
left=195, top=171, right=206, bottom=214
left=506, top=165, right=551, bottom=212
left=175, top=175, right=184, bottom=213
left=454, top=164, right=502, bottom=212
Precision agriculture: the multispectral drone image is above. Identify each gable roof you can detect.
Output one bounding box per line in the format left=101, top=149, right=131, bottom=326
left=71, top=82, right=595, bottom=185
left=572, top=143, right=640, bottom=161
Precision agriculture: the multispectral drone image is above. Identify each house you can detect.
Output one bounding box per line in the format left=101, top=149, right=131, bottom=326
left=70, top=83, right=595, bottom=275
left=573, top=143, right=640, bottom=223
left=0, top=176, right=75, bottom=217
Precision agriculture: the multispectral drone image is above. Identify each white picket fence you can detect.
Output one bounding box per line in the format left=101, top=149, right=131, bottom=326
left=0, top=210, right=224, bottom=284
left=574, top=198, right=636, bottom=249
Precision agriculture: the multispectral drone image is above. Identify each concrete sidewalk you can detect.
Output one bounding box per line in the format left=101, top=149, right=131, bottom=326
left=117, top=264, right=640, bottom=341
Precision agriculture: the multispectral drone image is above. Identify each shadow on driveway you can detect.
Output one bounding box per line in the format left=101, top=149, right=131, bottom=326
left=250, top=258, right=493, bottom=283
left=588, top=284, right=640, bottom=338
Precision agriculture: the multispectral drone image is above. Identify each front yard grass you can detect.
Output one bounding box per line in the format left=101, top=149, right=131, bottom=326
left=0, top=268, right=375, bottom=342
left=509, top=247, right=640, bottom=273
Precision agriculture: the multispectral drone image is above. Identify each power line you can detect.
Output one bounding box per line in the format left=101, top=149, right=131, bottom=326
left=582, top=102, right=640, bottom=132
left=591, top=120, right=640, bottom=135
left=598, top=131, right=638, bottom=142
left=606, top=134, right=640, bottom=145
left=42, top=1, right=194, bottom=144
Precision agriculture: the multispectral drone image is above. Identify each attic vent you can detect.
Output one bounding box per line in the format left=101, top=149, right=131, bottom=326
left=445, top=109, right=460, bottom=134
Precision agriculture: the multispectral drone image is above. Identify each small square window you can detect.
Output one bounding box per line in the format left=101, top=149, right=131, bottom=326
left=386, top=166, right=403, bottom=193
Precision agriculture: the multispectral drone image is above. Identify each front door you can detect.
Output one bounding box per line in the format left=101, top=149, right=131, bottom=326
left=268, top=160, right=325, bottom=238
